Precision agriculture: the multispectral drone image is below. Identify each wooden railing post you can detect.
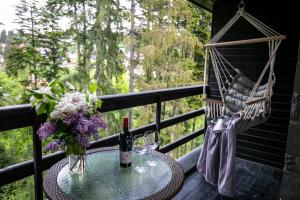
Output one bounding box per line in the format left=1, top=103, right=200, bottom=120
left=156, top=99, right=161, bottom=149
left=32, top=113, right=45, bottom=200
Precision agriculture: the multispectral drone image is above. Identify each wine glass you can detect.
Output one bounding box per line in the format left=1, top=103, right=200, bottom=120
left=145, top=130, right=159, bottom=167
left=133, top=134, right=147, bottom=173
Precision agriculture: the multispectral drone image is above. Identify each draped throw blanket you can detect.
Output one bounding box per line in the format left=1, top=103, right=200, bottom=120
left=197, top=113, right=241, bottom=197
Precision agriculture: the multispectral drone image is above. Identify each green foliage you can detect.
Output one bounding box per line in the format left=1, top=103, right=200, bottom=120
left=29, top=79, right=65, bottom=115
left=39, top=2, right=70, bottom=81
left=4, top=0, right=71, bottom=89
left=88, top=81, right=97, bottom=93
left=0, top=128, right=33, bottom=167
left=0, top=71, right=25, bottom=106
left=0, top=176, right=34, bottom=199
left=5, top=46, right=42, bottom=83
left=93, top=0, right=125, bottom=95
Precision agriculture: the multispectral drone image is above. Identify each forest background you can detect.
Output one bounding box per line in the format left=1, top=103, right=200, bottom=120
left=0, top=0, right=211, bottom=198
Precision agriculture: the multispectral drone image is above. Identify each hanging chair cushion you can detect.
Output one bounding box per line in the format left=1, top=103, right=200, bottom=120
left=223, top=71, right=268, bottom=118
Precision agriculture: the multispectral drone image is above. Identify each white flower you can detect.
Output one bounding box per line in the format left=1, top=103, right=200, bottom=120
left=30, top=96, right=35, bottom=103
left=50, top=92, right=87, bottom=119
left=85, top=93, right=99, bottom=114
left=38, top=87, right=52, bottom=95
left=50, top=110, right=60, bottom=119
left=61, top=103, right=77, bottom=116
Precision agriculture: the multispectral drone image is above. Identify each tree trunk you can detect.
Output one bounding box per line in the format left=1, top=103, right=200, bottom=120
left=94, top=1, right=104, bottom=92
left=82, top=0, right=89, bottom=71
left=129, top=0, right=136, bottom=129
left=30, top=3, right=37, bottom=89
left=74, top=4, right=81, bottom=68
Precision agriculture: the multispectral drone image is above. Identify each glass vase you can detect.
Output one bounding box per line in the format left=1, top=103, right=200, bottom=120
left=69, top=152, right=86, bottom=175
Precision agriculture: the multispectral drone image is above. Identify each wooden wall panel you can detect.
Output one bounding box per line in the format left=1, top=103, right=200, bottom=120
left=208, top=0, right=300, bottom=168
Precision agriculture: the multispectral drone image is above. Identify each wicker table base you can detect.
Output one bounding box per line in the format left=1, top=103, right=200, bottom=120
left=44, top=147, right=184, bottom=200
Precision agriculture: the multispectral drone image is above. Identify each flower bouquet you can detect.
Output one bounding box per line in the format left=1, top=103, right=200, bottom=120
left=30, top=80, right=106, bottom=174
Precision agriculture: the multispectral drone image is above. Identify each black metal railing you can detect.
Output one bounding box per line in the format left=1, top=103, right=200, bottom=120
left=0, top=85, right=206, bottom=200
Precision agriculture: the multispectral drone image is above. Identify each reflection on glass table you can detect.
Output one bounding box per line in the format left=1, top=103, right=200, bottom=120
left=44, top=147, right=185, bottom=200
left=145, top=130, right=160, bottom=167
left=133, top=134, right=147, bottom=173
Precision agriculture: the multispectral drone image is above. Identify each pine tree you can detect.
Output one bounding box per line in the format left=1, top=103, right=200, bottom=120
left=0, top=30, right=7, bottom=44
left=128, top=0, right=137, bottom=129
left=5, top=0, right=42, bottom=89
left=43, top=0, right=95, bottom=88
left=39, top=1, right=69, bottom=81
left=94, top=0, right=125, bottom=95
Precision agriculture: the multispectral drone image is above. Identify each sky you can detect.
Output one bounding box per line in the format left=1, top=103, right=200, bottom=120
left=0, top=0, right=132, bottom=31
left=0, top=0, right=19, bottom=31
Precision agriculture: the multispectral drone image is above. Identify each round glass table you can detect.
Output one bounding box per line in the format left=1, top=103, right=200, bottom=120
left=44, top=147, right=185, bottom=200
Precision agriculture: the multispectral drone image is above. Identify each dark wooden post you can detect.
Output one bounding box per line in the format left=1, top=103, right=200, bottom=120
left=155, top=100, right=161, bottom=149
left=32, top=113, right=45, bottom=200
left=280, top=41, right=300, bottom=199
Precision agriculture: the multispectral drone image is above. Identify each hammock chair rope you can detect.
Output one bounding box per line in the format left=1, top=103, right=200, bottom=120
left=203, top=2, right=286, bottom=121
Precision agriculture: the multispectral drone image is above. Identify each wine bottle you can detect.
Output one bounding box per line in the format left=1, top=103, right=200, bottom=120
left=119, top=117, right=132, bottom=168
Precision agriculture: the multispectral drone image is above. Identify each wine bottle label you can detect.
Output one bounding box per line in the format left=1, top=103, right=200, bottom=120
left=120, top=151, right=132, bottom=164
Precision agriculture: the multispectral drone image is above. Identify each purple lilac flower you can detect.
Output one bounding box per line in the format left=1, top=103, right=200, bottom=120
left=91, top=112, right=107, bottom=129
left=88, top=113, right=107, bottom=140
left=44, top=140, right=61, bottom=152
left=62, top=115, right=76, bottom=125
left=62, top=111, right=84, bottom=125
left=76, top=117, right=90, bottom=134
left=75, top=134, right=90, bottom=147
left=37, top=122, right=56, bottom=140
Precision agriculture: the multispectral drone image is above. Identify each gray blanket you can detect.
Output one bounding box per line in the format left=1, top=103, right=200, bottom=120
left=197, top=113, right=241, bottom=197
left=197, top=72, right=270, bottom=197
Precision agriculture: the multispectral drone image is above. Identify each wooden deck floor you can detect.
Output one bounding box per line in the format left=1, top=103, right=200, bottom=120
left=173, top=158, right=282, bottom=200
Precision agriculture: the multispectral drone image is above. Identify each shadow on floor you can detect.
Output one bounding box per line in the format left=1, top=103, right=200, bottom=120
left=173, top=158, right=282, bottom=200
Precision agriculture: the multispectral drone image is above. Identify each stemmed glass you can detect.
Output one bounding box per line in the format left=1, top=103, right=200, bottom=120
left=133, top=134, right=147, bottom=173
left=145, top=130, right=159, bottom=167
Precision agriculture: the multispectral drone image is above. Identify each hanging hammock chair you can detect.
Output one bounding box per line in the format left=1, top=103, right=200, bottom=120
left=203, top=2, right=286, bottom=130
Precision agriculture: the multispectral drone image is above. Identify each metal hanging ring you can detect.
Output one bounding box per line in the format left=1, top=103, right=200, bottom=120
left=238, top=0, right=245, bottom=10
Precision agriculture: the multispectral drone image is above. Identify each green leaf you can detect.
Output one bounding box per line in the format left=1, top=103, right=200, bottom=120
left=49, top=100, right=56, bottom=110
left=35, top=102, right=46, bottom=115
left=49, top=79, right=57, bottom=87
left=29, top=90, right=43, bottom=99
left=44, top=94, right=56, bottom=100
left=73, top=143, right=85, bottom=155
left=65, top=143, right=85, bottom=155
left=33, top=93, right=43, bottom=99
left=50, top=86, right=60, bottom=95
left=97, top=99, right=103, bottom=109
left=48, top=100, right=56, bottom=114
left=66, top=145, right=73, bottom=155
left=57, top=131, right=67, bottom=139
left=89, top=82, right=97, bottom=93
left=58, top=81, right=65, bottom=90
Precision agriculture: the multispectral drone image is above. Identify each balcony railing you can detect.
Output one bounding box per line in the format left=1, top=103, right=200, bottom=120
left=0, top=85, right=207, bottom=200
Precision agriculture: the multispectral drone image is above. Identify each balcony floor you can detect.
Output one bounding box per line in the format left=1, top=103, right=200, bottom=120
left=174, top=155, right=282, bottom=200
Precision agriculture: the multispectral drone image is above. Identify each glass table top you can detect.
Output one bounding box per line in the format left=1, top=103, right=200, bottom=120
left=57, top=150, right=172, bottom=200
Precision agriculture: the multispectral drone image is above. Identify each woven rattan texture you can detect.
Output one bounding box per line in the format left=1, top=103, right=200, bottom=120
left=44, top=147, right=184, bottom=200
